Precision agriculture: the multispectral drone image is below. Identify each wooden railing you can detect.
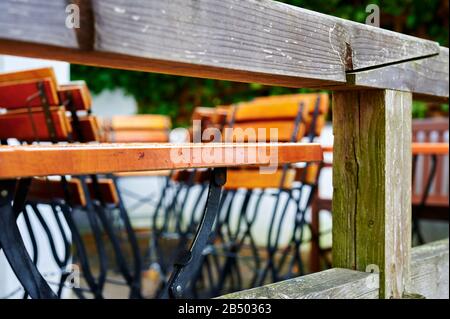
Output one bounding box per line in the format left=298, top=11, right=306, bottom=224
left=0, top=0, right=448, bottom=299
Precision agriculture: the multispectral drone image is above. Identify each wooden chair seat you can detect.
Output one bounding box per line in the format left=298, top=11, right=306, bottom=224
left=27, top=178, right=120, bottom=206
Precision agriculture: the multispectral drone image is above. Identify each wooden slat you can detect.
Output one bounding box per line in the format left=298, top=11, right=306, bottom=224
left=347, top=47, right=449, bottom=102
left=72, top=116, right=101, bottom=142
left=0, top=142, right=323, bottom=179
left=105, top=115, right=172, bottom=131
left=58, top=82, right=92, bottom=111
left=332, top=89, right=412, bottom=299
left=0, top=67, right=56, bottom=85
left=0, top=1, right=443, bottom=91
left=408, top=239, right=449, bottom=299
left=0, top=0, right=79, bottom=48
left=84, top=178, right=119, bottom=205
left=322, top=143, right=449, bottom=155
left=0, top=108, right=71, bottom=141
left=0, top=78, right=59, bottom=109
left=219, top=268, right=379, bottom=299
left=225, top=119, right=325, bottom=142
left=28, top=178, right=86, bottom=207
left=92, top=1, right=438, bottom=77
left=28, top=178, right=119, bottom=206
left=231, top=93, right=329, bottom=122
left=224, top=168, right=296, bottom=190
left=412, top=143, right=449, bottom=155
left=102, top=130, right=170, bottom=143
left=219, top=239, right=449, bottom=299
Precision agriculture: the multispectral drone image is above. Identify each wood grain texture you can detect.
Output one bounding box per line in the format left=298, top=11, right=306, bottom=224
left=0, top=142, right=323, bottom=179
left=218, top=240, right=449, bottom=299
left=93, top=0, right=438, bottom=76
left=332, top=89, right=412, bottom=299
left=347, top=47, right=449, bottom=101
left=0, top=0, right=78, bottom=48
left=218, top=268, right=379, bottom=299
left=0, top=39, right=341, bottom=89
left=409, top=239, right=449, bottom=299
left=0, top=1, right=443, bottom=90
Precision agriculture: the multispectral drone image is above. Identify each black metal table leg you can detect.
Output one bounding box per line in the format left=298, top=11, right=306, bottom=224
left=160, top=167, right=227, bottom=299
left=0, top=180, right=57, bottom=299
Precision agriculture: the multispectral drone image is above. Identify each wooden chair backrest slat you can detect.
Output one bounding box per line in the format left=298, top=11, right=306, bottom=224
left=0, top=108, right=71, bottom=141
left=224, top=168, right=296, bottom=190
left=412, top=118, right=449, bottom=208
left=230, top=93, right=329, bottom=123
left=0, top=78, right=59, bottom=109
left=58, top=81, right=92, bottom=111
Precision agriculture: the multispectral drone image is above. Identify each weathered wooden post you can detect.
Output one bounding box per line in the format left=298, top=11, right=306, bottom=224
left=332, top=89, right=412, bottom=298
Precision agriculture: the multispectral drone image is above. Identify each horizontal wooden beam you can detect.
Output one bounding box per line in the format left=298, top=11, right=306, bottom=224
left=218, top=239, right=449, bottom=299
left=0, top=0, right=444, bottom=92
left=321, top=143, right=449, bottom=155
left=219, top=268, right=379, bottom=299
left=0, top=142, right=322, bottom=179
left=409, top=239, right=449, bottom=299
left=347, top=47, right=449, bottom=102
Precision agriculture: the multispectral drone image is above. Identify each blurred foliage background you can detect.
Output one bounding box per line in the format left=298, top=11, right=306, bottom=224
left=71, top=0, right=449, bottom=126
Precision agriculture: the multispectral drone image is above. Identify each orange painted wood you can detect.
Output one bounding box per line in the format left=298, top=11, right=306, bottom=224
left=101, top=114, right=171, bottom=131
left=102, top=130, right=169, bottom=143
left=0, top=67, right=57, bottom=85
left=231, top=93, right=329, bottom=122
left=294, top=164, right=321, bottom=184
left=28, top=178, right=86, bottom=206
left=0, top=108, right=71, bottom=141
left=0, top=143, right=323, bottom=179
left=58, top=81, right=92, bottom=111
left=0, top=68, right=59, bottom=109
left=0, top=78, right=59, bottom=109
left=411, top=143, right=449, bottom=155
left=72, top=116, right=101, bottom=142
left=321, top=143, right=449, bottom=155
left=28, top=178, right=119, bottom=206
left=224, top=168, right=296, bottom=189
left=225, top=119, right=325, bottom=142
left=84, top=178, right=119, bottom=205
